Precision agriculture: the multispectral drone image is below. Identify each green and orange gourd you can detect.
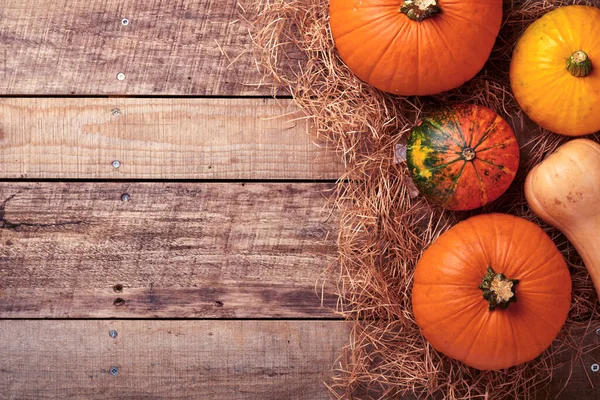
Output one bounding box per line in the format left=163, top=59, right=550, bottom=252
left=406, top=104, right=520, bottom=211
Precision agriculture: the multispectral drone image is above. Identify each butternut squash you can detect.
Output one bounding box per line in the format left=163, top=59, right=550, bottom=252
left=525, top=139, right=600, bottom=298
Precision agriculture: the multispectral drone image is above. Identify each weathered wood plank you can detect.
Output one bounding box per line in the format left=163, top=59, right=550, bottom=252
left=0, top=0, right=296, bottom=96
left=547, top=329, right=600, bottom=400
left=550, top=360, right=600, bottom=400
left=0, top=320, right=596, bottom=399
left=0, top=320, right=348, bottom=399
left=0, top=98, right=341, bottom=180
left=0, top=182, right=339, bottom=318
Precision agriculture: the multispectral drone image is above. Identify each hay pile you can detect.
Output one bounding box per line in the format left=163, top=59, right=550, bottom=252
left=248, top=0, right=600, bottom=398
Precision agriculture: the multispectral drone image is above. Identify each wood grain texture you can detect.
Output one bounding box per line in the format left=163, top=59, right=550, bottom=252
left=0, top=0, right=298, bottom=95
left=0, top=98, right=341, bottom=179
left=0, top=320, right=597, bottom=400
left=0, top=320, right=348, bottom=399
left=0, top=182, right=339, bottom=318
left=545, top=329, right=600, bottom=400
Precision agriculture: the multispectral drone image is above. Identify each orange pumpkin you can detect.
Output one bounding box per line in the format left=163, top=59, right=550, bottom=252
left=510, top=5, right=600, bottom=136
left=412, top=213, right=571, bottom=370
left=329, top=0, right=503, bottom=96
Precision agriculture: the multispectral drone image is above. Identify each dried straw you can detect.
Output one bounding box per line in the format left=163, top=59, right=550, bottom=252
left=246, top=0, right=600, bottom=398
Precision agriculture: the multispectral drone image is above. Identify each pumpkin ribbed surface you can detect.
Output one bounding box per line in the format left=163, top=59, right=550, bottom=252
left=407, top=104, right=519, bottom=211
left=329, top=0, right=503, bottom=96
left=412, top=213, right=571, bottom=370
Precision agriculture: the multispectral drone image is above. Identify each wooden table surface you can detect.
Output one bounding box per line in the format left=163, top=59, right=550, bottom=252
left=0, top=1, right=597, bottom=399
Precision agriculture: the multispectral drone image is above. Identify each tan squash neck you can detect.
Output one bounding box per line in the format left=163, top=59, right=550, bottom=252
left=560, top=222, right=600, bottom=297
left=400, top=0, right=441, bottom=22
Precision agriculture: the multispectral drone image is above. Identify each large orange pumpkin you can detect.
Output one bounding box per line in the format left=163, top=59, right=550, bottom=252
left=329, top=0, right=503, bottom=96
left=412, top=213, right=571, bottom=370
left=510, top=5, right=600, bottom=136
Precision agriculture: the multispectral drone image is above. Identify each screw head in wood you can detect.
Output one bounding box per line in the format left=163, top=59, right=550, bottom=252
left=114, top=297, right=125, bottom=306
left=110, top=366, right=119, bottom=376
left=109, top=330, right=118, bottom=338
left=596, top=328, right=600, bottom=336
left=121, top=193, right=131, bottom=202
left=592, top=364, right=599, bottom=372
left=117, top=72, right=126, bottom=81
left=112, top=108, right=121, bottom=117
left=112, top=160, right=121, bottom=169
left=121, top=18, right=129, bottom=26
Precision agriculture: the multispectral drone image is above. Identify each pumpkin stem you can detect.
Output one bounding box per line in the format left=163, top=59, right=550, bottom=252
left=479, top=266, right=519, bottom=311
left=567, top=51, right=592, bottom=77
left=461, top=147, right=476, bottom=161
left=400, top=0, right=440, bottom=22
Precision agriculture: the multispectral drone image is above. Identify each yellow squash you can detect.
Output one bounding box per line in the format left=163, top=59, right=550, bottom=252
left=525, top=139, right=600, bottom=298
left=510, top=5, right=600, bottom=136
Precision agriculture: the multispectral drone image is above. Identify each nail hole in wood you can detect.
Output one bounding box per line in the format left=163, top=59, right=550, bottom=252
left=113, top=284, right=124, bottom=293
left=114, top=297, right=125, bottom=306
left=214, top=301, right=224, bottom=307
